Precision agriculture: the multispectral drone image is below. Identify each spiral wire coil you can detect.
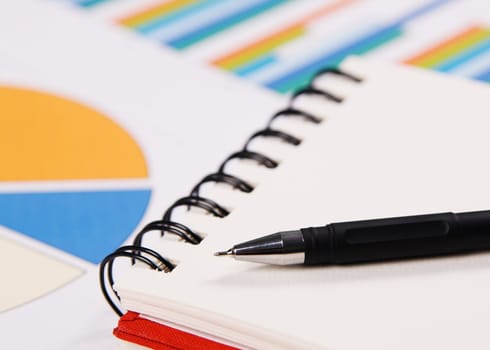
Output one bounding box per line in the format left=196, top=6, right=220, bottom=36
left=99, top=68, right=362, bottom=316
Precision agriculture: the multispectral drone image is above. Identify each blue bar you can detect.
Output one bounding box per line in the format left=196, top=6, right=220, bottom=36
left=392, top=0, right=451, bottom=26
left=451, top=49, right=490, bottom=78
left=75, top=0, right=111, bottom=7
left=263, top=0, right=452, bottom=92
left=166, top=0, right=287, bottom=50
left=249, top=21, right=380, bottom=85
left=150, top=0, right=265, bottom=41
left=136, top=0, right=227, bottom=34
left=474, top=67, right=490, bottom=82
left=435, top=38, right=490, bottom=72
left=264, top=23, right=401, bottom=91
left=235, top=55, right=277, bottom=76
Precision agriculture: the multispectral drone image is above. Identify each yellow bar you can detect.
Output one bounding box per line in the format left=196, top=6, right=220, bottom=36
left=212, top=0, right=357, bottom=70
left=119, top=0, right=196, bottom=28
left=407, top=27, right=490, bottom=68
left=215, top=25, right=305, bottom=70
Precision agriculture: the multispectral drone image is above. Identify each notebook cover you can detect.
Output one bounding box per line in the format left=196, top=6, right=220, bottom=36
left=114, top=312, right=236, bottom=350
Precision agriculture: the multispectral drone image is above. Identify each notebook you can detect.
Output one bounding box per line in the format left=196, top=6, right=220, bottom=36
left=101, top=56, right=490, bottom=350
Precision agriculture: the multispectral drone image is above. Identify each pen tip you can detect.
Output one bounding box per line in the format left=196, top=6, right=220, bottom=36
left=214, top=249, right=233, bottom=256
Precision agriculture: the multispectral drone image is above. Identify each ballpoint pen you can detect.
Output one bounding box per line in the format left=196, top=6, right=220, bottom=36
left=215, top=210, right=490, bottom=265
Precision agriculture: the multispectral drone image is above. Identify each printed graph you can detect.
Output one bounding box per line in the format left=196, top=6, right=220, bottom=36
left=404, top=25, right=490, bottom=82
left=64, top=0, right=490, bottom=87
left=118, top=0, right=290, bottom=50
left=0, top=86, right=151, bottom=311
left=0, top=86, right=151, bottom=263
left=67, top=0, right=489, bottom=92
left=243, top=0, right=448, bottom=93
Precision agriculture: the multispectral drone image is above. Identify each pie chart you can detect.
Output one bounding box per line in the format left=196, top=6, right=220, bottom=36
left=0, top=86, right=151, bottom=312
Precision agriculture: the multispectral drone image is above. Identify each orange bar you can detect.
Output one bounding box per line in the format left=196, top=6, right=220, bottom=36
left=290, top=0, right=357, bottom=28
left=214, top=24, right=305, bottom=69
left=404, top=25, right=483, bottom=65
left=211, top=0, right=357, bottom=67
left=118, top=0, right=196, bottom=28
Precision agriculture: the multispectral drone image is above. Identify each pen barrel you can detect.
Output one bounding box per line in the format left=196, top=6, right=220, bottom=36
left=301, top=210, right=490, bottom=265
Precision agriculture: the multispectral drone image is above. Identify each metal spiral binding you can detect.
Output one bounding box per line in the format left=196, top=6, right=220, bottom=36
left=99, top=67, right=363, bottom=316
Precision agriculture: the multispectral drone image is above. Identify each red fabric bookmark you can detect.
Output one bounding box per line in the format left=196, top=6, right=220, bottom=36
left=114, top=312, right=237, bottom=350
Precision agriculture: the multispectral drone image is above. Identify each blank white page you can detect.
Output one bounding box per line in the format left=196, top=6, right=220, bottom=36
left=117, top=57, right=490, bottom=350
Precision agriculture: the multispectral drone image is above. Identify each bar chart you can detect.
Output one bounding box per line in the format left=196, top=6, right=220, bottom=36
left=66, top=0, right=490, bottom=92
left=405, top=25, right=490, bottom=82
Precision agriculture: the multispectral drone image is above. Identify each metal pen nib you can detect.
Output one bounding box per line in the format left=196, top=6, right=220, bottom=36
left=213, top=230, right=305, bottom=265
left=214, top=249, right=234, bottom=256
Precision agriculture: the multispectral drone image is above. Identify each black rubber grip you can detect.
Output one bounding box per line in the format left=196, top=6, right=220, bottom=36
left=301, top=210, right=490, bottom=265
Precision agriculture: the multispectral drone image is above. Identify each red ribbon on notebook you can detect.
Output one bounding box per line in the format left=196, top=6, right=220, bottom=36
left=114, top=312, right=237, bottom=350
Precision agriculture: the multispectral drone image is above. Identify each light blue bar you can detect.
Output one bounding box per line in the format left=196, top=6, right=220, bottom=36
left=391, top=0, right=451, bottom=26
left=168, top=0, right=286, bottom=50
left=235, top=55, right=277, bottom=76
left=435, top=38, right=490, bottom=72
left=475, top=67, right=490, bottom=82
left=248, top=22, right=380, bottom=84
left=74, top=0, right=110, bottom=7
left=149, top=0, right=265, bottom=42
left=263, top=0, right=452, bottom=92
left=451, top=50, right=490, bottom=78
left=136, top=0, right=228, bottom=34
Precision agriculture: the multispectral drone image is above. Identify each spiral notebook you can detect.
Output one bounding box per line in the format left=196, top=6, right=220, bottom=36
left=101, top=56, right=490, bottom=350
